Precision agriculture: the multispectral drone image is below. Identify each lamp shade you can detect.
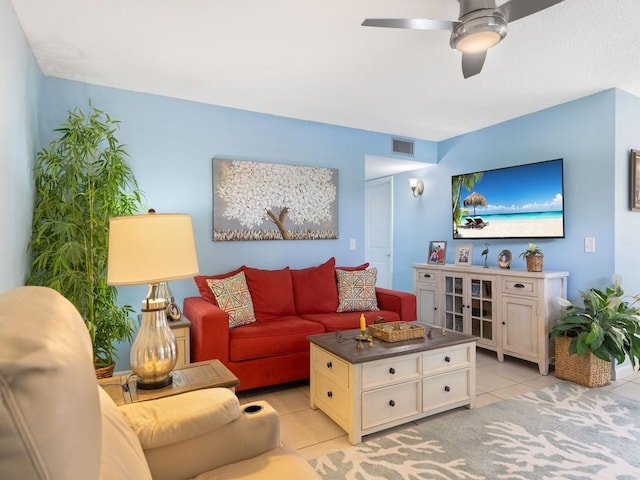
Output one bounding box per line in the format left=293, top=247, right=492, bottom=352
left=107, top=213, right=199, bottom=285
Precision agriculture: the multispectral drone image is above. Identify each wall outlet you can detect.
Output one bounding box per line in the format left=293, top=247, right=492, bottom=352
left=584, top=237, right=595, bottom=253
left=349, top=238, right=356, bottom=250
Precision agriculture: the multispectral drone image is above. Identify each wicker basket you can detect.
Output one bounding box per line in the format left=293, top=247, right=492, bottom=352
left=525, top=255, right=543, bottom=272
left=95, top=363, right=115, bottom=379
left=554, top=336, right=611, bottom=387
left=370, top=322, right=425, bottom=343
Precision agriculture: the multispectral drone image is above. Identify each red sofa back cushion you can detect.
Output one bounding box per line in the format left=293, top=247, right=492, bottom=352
left=194, top=266, right=245, bottom=305
left=291, top=258, right=339, bottom=314
left=243, top=266, right=296, bottom=321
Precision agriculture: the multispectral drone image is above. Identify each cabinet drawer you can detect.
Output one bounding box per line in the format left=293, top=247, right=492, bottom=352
left=314, top=373, right=349, bottom=428
left=362, top=380, right=420, bottom=429
left=313, top=347, right=349, bottom=387
left=362, top=354, right=420, bottom=389
left=422, top=344, right=472, bottom=374
left=423, top=369, right=470, bottom=411
left=415, top=268, right=439, bottom=285
left=503, top=277, right=538, bottom=297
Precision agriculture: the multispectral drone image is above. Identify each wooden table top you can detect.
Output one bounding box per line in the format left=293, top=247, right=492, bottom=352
left=98, top=359, right=239, bottom=405
left=307, top=324, right=477, bottom=364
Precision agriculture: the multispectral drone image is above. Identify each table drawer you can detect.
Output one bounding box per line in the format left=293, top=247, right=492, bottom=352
left=362, top=380, right=420, bottom=429
left=415, top=267, right=439, bottom=285
left=503, top=277, right=538, bottom=297
left=422, top=343, right=472, bottom=374
left=423, top=369, right=470, bottom=411
left=313, top=347, right=349, bottom=387
left=314, top=373, right=349, bottom=428
left=362, top=354, right=420, bottom=389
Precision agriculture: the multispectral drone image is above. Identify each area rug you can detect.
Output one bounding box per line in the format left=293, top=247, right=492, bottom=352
left=308, top=382, right=640, bottom=479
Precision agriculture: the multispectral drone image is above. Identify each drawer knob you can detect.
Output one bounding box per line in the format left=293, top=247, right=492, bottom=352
left=389, top=367, right=396, bottom=374
left=326, top=361, right=332, bottom=368
left=423, top=274, right=431, bottom=278
left=389, top=400, right=396, bottom=407
left=444, top=356, right=451, bottom=363
left=444, top=386, right=451, bottom=392
left=514, top=283, right=525, bottom=288
left=327, top=391, right=333, bottom=398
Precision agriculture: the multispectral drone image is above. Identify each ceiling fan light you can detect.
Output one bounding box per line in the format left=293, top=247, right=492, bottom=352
left=450, top=14, right=507, bottom=54
left=456, top=31, right=501, bottom=53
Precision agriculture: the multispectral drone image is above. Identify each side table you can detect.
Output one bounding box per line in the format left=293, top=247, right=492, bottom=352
left=98, top=359, right=239, bottom=406
left=169, top=315, right=191, bottom=367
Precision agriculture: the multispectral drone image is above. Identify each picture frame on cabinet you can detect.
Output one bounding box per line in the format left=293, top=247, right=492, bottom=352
left=631, top=150, right=640, bottom=211
left=455, top=244, right=473, bottom=266
left=428, top=241, right=447, bottom=264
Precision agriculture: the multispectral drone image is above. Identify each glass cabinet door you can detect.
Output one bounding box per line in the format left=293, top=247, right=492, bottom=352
left=470, top=277, right=494, bottom=344
left=444, top=275, right=465, bottom=332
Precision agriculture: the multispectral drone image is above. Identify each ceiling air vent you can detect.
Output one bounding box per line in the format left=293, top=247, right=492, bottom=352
left=392, top=138, right=414, bottom=157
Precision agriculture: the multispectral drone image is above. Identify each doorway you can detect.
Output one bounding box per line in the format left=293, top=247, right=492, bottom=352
left=365, top=177, right=393, bottom=289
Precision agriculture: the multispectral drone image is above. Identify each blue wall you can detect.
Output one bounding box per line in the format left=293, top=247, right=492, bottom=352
left=38, top=78, right=438, bottom=368
left=33, top=78, right=640, bottom=370
left=0, top=0, right=40, bottom=292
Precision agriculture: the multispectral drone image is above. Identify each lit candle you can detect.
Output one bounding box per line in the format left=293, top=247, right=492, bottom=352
left=360, top=314, right=366, bottom=333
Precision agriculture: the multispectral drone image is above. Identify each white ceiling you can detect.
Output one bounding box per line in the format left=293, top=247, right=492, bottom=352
left=10, top=0, right=640, bottom=144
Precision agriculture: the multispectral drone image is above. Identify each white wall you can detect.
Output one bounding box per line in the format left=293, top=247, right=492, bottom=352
left=0, top=0, right=40, bottom=292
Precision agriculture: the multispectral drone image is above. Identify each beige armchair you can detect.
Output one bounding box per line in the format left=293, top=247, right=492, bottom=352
left=0, top=286, right=320, bottom=480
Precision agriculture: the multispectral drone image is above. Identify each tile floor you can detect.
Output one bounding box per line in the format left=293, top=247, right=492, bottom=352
left=237, top=348, right=640, bottom=461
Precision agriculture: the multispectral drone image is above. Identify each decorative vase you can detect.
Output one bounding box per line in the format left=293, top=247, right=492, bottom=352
left=554, top=336, right=611, bottom=387
left=526, top=255, right=543, bottom=272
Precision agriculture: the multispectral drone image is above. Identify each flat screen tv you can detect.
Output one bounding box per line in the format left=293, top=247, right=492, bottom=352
left=452, top=158, right=565, bottom=239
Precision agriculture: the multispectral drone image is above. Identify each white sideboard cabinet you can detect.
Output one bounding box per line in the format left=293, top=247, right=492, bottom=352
left=413, top=263, right=568, bottom=375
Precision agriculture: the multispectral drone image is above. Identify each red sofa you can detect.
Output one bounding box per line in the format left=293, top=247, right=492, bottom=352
left=183, top=258, right=417, bottom=391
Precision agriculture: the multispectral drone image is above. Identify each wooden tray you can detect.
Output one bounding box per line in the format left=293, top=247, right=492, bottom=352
left=369, top=322, right=425, bottom=343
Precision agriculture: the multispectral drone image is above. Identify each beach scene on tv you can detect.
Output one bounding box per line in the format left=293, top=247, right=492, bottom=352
left=452, top=159, right=564, bottom=239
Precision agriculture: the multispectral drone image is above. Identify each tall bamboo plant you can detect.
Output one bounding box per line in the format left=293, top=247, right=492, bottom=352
left=28, top=104, right=143, bottom=368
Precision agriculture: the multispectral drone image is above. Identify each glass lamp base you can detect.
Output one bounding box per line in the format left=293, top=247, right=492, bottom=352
left=136, top=373, right=173, bottom=390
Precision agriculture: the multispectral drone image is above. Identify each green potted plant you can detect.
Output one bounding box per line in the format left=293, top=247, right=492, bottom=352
left=550, top=277, right=640, bottom=387
left=519, top=243, right=543, bottom=272
left=27, top=104, right=144, bottom=377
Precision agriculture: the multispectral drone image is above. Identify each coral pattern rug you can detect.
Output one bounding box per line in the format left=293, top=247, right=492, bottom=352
left=309, top=383, right=640, bottom=479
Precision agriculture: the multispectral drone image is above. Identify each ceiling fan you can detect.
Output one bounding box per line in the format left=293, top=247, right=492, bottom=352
left=362, top=0, right=566, bottom=78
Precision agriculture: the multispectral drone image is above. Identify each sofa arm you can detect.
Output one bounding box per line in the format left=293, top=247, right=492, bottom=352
left=183, top=296, right=230, bottom=363
left=376, top=287, right=417, bottom=321
left=119, top=389, right=281, bottom=480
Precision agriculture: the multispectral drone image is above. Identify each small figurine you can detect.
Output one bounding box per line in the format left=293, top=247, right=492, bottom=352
left=481, top=243, right=489, bottom=268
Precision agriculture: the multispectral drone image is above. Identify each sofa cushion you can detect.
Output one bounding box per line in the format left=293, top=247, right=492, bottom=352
left=0, top=286, right=103, bottom=480
left=291, top=257, right=339, bottom=314
left=243, top=267, right=296, bottom=321
left=335, top=262, right=369, bottom=271
left=336, top=268, right=380, bottom=312
left=195, top=266, right=245, bottom=305
left=118, top=388, right=240, bottom=449
left=229, top=316, right=325, bottom=361
left=302, top=310, right=401, bottom=332
left=207, top=271, right=256, bottom=328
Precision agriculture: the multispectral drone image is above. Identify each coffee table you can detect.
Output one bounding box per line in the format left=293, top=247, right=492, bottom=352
left=98, top=359, right=239, bottom=406
left=308, top=325, right=476, bottom=444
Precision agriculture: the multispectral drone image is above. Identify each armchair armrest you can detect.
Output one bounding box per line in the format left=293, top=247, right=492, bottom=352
left=376, top=287, right=417, bottom=321
left=183, top=296, right=230, bottom=363
left=118, top=389, right=281, bottom=480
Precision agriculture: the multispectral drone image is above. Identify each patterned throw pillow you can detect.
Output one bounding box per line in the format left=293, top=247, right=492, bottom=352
left=335, top=268, right=379, bottom=313
left=207, top=271, right=256, bottom=328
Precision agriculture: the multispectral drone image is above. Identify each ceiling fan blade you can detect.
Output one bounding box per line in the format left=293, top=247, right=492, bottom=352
left=361, top=18, right=457, bottom=31
left=497, top=0, right=565, bottom=23
left=462, top=51, right=487, bottom=78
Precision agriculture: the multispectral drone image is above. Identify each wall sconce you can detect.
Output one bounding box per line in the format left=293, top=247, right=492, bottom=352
left=409, top=178, right=424, bottom=197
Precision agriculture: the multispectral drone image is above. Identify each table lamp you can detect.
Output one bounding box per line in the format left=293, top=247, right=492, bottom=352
left=107, top=212, right=199, bottom=389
